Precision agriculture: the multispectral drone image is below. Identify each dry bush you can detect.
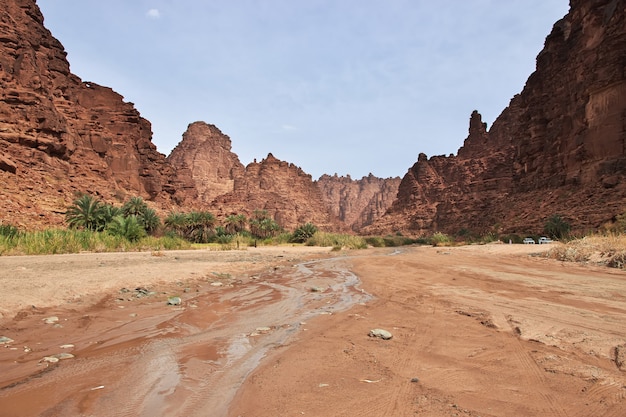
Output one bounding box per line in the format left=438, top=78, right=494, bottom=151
left=547, top=235, right=626, bottom=268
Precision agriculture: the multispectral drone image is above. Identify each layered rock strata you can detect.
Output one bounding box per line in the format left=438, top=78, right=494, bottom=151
left=369, top=0, right=626, bottom=236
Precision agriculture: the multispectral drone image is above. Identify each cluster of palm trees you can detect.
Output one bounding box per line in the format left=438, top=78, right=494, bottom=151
left=65, top=195, right=158, bottom=241
left=65, top=194, right=287, bottom=243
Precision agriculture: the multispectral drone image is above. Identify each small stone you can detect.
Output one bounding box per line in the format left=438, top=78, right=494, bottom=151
left=0, top=336, right=14, bottom=344
left=59, top=344, right=74, bottom=349
left=310, top=286, right=325, bottom=292
left=167, top=296, right=182, bottom=306
left=51, top=352, right=75, bottom=360
left=255, top=326, right=272, bottom=333
left=210, top=282, right=223, bottom=287
left=411, top=377, right=420, bottom=383
left=43, top=316, right=59, bottom=324
left=42, top=356, right=59, bottom=363
left=369, top=328, right=393, bottom=340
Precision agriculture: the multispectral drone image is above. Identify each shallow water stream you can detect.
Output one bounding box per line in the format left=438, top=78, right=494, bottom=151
left=0, top=255, right=370, bottom=416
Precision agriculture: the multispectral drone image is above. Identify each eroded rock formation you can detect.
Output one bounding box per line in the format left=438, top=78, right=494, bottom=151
left=167, top=122, right=244, bottom=204
left=0, top=0, right=179, bottom=227
left=209, top=154, right=343, bottom=231
left=369, top=0, right=626, bottom=236
left=316, top=174, right=401, bottom=232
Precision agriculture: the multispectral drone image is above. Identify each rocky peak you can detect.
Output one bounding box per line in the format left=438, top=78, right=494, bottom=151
left=369, top=0, right=626, bottom=236
left=167, top=121, right=244, bottom=204
left=211, top=153, right=342, bottom=231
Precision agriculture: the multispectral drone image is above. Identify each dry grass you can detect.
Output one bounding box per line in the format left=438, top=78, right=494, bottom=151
left=547, top=235, right=626, bottom=268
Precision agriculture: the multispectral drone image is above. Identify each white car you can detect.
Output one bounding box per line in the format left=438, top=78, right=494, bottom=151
left=538, top=237, right=553, bottom=244
left=523, top=237, right=535, bottom=244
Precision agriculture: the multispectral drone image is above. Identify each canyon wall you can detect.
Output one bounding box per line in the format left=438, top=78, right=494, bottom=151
left=316, top=174, right=401, bottom=232
left=1, top=0, right=623, bottom=237
left=368, top=0, right=626, bottom=236
left=0, top=0, right=183, bottom=227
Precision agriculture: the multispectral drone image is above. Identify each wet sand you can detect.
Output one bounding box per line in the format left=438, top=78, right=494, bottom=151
left=1, top=244, right=625, bottom=416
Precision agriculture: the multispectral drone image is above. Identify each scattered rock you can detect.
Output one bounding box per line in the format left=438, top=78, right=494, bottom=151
left=210, top=282, right=224, bottom=287
left=411, top=377, right=420, bottom=383
left=310, top=286, right=325, bottom=293
left=0, top=336, right=14, bottom=344
left=41, top=353, right=74, bottom=363
left=51, top=352, right=75, bottom=360
left=250, top=326, right=272, bottom=336
left=369, top=328, right=393, bottom=340
left=43, top=316, right=59, bottom=324
left=167, top=296, right=182, bottom=306
left=59, top=344, right=74, bottom=349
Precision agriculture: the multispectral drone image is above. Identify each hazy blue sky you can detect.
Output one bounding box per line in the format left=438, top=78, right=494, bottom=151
left=37, top=1, right=569, bottom=179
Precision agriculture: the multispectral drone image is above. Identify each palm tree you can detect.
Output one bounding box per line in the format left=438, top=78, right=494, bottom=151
left=100, top=203, right=122, bottom=225
left=122, top=196, right=148, bottom=217
left=139, top=207, right=161, bottom=234
left=224, top=214, right=247, bottom=234
left=164, top=212, right=187, bottom=238
left=291, top=223, right=318, bottom=243
left=65, top=194, right=105, bottom=231
left=106, top=215, right=146, bottom=242
left=187, top=211, right=216, bottom=243
left=544, top=214, right=571, bottom=239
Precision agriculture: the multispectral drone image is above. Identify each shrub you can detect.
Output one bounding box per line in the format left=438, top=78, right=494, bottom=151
left=546, top=235, right=626, bottom=269
left=544, top=214, right=571, bottom=239
left=291, top=223, right=318, bottom=243
left=365, top=236, right=385, bottom=247
left=430, top=232, right=452, bottom=246
left=0, top=223, right=20, bottom=239
left=305, top=232, right=367, bottom=249
left=106, top=215, right=147, bottom=242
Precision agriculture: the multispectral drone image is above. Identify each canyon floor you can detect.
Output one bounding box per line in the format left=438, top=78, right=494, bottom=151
left=0, top=244, right=625, bottom=417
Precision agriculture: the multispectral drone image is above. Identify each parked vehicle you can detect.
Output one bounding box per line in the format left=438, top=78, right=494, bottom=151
left=523, top=237, right=536, bottom=244
left=538, top=237, right=553, bottom=244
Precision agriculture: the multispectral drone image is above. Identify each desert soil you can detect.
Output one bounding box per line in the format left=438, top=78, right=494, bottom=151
left=0, top=244, right=625, bottom=416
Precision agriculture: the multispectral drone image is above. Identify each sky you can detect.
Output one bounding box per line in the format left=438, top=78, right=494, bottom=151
left=37, top=1, right=570, bottom=179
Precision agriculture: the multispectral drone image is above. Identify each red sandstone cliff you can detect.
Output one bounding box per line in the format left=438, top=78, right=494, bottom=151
left=208, top=153, right=343, bottom=231
left=166, top=122, right=244, bottom=205
left=0, top=0, right=181, bottom=227
left=316, top=174, right=401, bottom=232
left=369, top=0, right=626, bottom=236
left=3, top=0, right=623, bottom=237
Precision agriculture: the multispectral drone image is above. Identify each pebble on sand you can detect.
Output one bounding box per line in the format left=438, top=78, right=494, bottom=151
left=368, top=328, right=393, bottom=340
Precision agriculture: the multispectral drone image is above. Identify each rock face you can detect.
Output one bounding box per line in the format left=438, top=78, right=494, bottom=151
left=316, top=174, right=401, bottom=232
left=167, top=122, right=244, bottom=204
left=0, top=0, right=179, bottom=227
left=2, top=0, right=623, bottom=237
left=369, top=0, right=626, bottom=236
left=209, top=154, right=343, bottom=231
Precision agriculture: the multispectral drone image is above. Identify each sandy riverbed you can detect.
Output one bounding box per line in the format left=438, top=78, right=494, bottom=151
left=0, top=243, right=625, bottom=416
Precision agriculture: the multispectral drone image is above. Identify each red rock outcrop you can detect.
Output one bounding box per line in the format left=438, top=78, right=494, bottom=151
left=166, top=122, right=244, bottom=205
left=369, top=0, right=626, bottom=236
left=208, top=154, right=343, bottom=231
left=0, top=0, right=180, bottom=228
left=316, top=174, right=401, bottom=232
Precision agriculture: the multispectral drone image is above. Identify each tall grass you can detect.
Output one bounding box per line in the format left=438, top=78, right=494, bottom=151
left=305, top=232, right=367, bottom=250
left=0, top=228, right=190, bottom=256
left=546, top=234, right=626, bottom=268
